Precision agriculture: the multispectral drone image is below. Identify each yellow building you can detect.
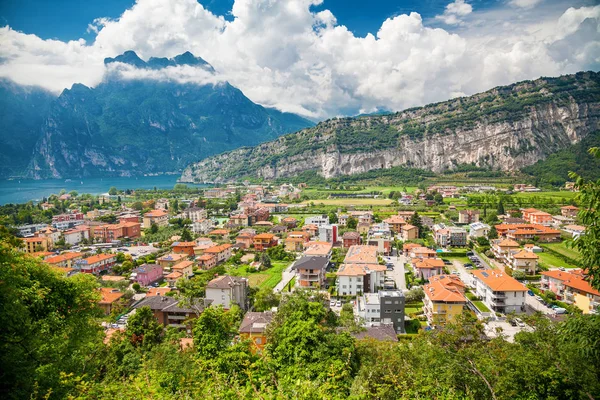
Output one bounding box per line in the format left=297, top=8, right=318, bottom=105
left=239, top=311, right=273, bottom=351
left=143, top=209, right=169, bottom=228
left=23, top=237, right=52, bottom=253
left=423, top=275, right=467, bottom=326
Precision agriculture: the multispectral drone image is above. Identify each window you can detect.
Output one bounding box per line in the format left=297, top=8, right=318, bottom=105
left=221, top=295, right=225, bottom=300
left=385, top=310, right=392, bottom=314
left=385, top=301, right=392, bottom=304
left=394, top=309, right=402, bottom=313
left=342, top=285, right=347, bottom=288
left=255, top=337, right=262, bottom=345
left=514, top=292, right=517, bottom=297
left=394, top=301, right=399, bottom=304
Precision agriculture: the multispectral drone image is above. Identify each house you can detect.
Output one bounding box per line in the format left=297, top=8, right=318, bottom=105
left=413, top=258, right=446, bottom=279
left=147, top=287, right=172, bottom=297
left=172, top=260, right=195, bottom=279
left=236, top=231, right=255, bottom=249
left=356, top=222, right=370, bottom=235
left=433, top=224, right=467, bottom=247
left=318, top=224, right=338, bottom=244
left=99, top=288, right=125, bottom=315
left=403, top=243, right=422, bottom=257
left=131, top=263, right=163, bottom=286
left=561, top=205, right=579, bottom=218
left=304, top=215, right=330, bottom=226
left=92, top=224, right=123, bottom=242
left=209, top=229, right=230, bottom=238
left=251, top=207, right=270, bottom=224
left=472, top=270, right=527, bottom=314
left=35, top=226, right=61, bottom=244
left=552, top=215, right=575, bottom=227
left=228, top=214, right=250, bottom=228
left=133, top=296, right=208, bottom=329
left=119, top=214, right=140, bottom=224
left=401, top=224, right=419, bottom=240
left=23, top=237, right=52, bottom=253
left=270, top=225, right=288, bottom=235
left=350, top=211, right=374, bottom=225
left=182, top=207, right=207, bottom=222
left=143, top=209, right=169, bottom=228
left=303, top=241, right=333, bottom=257
left=191, top=219, right=213, bottom=234
left=336, top=263, right=386, bottom=295
left=529, top=211, right=553, bottom=226
left=458, top=210, right=480, bottom=224
left=165, top=271, right=184, bottom=287
left=506, top=250, right=539, bottom=274
left=563, top=277, right=600, bottom=314
left=45, top=252, right=84, bottom=268
left=196, top=254, right=217, bottom=269
left=203, top=244, right=233, bottom=264
left=491, top=239, right=521, bottom=263
left=384, top=215, right=406, bottom=234
left=63, top=225, right=91, bottom=245
left=284, top=231, right=310, bottom=252
left=193, top=237, right=217, bottom=254
left=344, top=245, right=378, bottom=264
left=239, top=311, right=274, bottom=350
left=74, top=254, right=117, bottom=274
left=171, top=241, right=197, bottom=257
left=423, top=275, right=467, bottom=326
left=495, top=224, right=561, bottom=242
left=345, top=325, right=399, bottom=342
left=281, top=217, right=298, bottom=228
left=410, top=246, right=437, bottom=259
left=563, top=224, right=586, bottom=238
left=295, top=256, right=329, bottom=288
left=157, top=253, right=189, bottom=271
left=342, top=231, right=361, bottom=248
left=540, top=269, right=585, bottom=299
left=119, top=222, right=141, bottom=238
left=358, top=290, right=405, bottom=333
left=469, top=222, right=490, bottom=238
left=253, top=233, right=278, bottom=251
left=205, top=275, right=249, bottom=310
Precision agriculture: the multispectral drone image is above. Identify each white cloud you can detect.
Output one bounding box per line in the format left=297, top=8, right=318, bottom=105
left=435, top=0, right=473, bottom=25
left=0, top=0, right=598, bottom=119
left=508, top=0, right=543, bottom=10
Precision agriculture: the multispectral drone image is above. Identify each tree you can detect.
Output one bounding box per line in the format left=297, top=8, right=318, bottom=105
left=108, top=186, right=118, bottom=195
left=193, top=306, right=240, bottom=359
left=126, top=306, right=163, bottom=348
left=150, top=222, right=159, bottom=234
left=488, top=226, right=498, bottom=239
left=570, top=147, right=600, bottom=289
left=170, top=199, right=179, bottom=213
left=132, top=201, right=144, bottom=211
left=409, top=211, right=424, bottom=238
left=253, top=287, right=281, bottom=311
left=347, top=216, right=358, bottom=229
left=434, top=192, right=444, bottom=205
left=260, top=252, right=272, bottom=269
left=180, top=227, right=193, bottom=242
left=497, top=199, right=505, bottom=216
left=328, top=211, right=339, bottom=224
left=405, top=287, right=425, bottom=303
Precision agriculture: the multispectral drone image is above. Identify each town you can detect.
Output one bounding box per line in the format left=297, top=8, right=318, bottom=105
left=6, top=178, right=595, bottom=347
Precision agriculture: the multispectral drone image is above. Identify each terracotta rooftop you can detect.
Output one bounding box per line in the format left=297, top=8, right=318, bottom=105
left=512, top=250, right=539, bottom=259
left=472, top=270, right=527, bottom=292
left=563, top=277, right=600, bottom=297
left=424, top=280, right=467, bottom=303
left=344, top=245, right=378, bottom=264
left=147, top=287, right=172, bottom=297
left=82, top=253, right=116, bottom=264
left=45, top=252, right=84, bottom=264
left=303, top=241, right=333, bottom=256
left=99, top=288, right=124, bottom=304
left=204, top=243, right=233, bottom=253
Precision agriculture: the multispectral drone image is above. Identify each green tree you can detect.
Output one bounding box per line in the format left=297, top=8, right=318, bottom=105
left=150, top=222, right=159, bottom=234
left=180, top=227, right=193, bottom=242
left=488, top=225, right=498, bottom=239
left=328, top=211, right=339, bottom=224
left=126, top=306, right=163, bottom=348
left=193, top=306, right=240, bottom=359
left=347, top=216, right=358, bottom=229
left=108, top=186, right=118, bottom=195
left=260, top=252, right=272, bottom=268
left=409, top=211, right=425, bottom=238
left=253, top=287, right=281, bottom=311
left=497, top=199, right=505, bottom=216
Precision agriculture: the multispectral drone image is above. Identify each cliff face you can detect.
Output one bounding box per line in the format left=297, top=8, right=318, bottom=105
left=180, top=71, right=600, bottom=183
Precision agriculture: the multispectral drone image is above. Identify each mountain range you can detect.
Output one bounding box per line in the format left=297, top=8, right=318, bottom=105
left=180, top=71, right=600, bottom=184
left=0, top=51, right=314, bottom=179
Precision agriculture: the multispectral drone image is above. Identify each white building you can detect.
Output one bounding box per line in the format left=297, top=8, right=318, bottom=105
left=469, top=222, right=490, bottom=238
left=305, top=215, right=330, bottom=227
left=472, top=270, right=527, bottom=314
left=336, top=263, right=386, bottom=296
left=183, top=207, right=208, bottom=222
left=191, top=218, right=213, bottom=234
left=318, top=224, right=338, bottom=243
left=205, top=275, right=249, bottom=310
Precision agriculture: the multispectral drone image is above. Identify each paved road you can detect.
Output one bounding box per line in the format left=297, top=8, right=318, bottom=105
left=525, top=294, right=555, bottom=315
left=273, top=262, right=297, bottom=293
left=451, top=260, right=475, bottom=287
left=384, top=255, right=407, bottom=291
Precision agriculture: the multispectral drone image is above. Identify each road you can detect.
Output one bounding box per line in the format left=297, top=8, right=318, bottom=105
left=525, top=294, right=555, bottom=315
left=273, top=262, right=297, bottom=293
left=451, top=260, right=475, bottom=287
left=384, top=255, right=407, bottom=291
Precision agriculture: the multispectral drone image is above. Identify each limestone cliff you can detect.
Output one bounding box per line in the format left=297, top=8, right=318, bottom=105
left=180, top=71, right=600, bottom=183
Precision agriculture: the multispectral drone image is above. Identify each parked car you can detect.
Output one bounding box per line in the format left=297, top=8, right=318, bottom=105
left=330, top=300, right=336, bottom=307
left=335, top=300, right=342, bottom=307
left=554, top=308, right=567, bottom=314
left=467, top=251, right=474, bottom=256
left=465, top=263, right=473, bottom=268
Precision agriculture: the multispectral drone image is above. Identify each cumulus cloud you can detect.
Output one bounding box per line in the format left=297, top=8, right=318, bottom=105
left=0, top=0, right=598, bottom=119
left=508, top=0, right=543, bottom=10
left=435, top=0, right=473, bottom=25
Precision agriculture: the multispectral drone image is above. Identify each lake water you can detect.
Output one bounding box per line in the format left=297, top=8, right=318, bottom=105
left=0, top=176, right=206, bottom=205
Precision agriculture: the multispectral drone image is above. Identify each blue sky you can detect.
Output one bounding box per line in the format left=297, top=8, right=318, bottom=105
left=0, top=0, right=598, bottom=118
left=0, top=0, right=495, bottom=41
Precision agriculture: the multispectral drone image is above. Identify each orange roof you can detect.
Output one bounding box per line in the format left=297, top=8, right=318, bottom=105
left=403, top=224, right=417, bottom=230
left=165, top=271, right=183, bottom=279
left=429, top=274, right=466, bottom=288
left=403, top=243, right=422, bottom=251
left=561, top=205, right=579, bottom=210
left=337, top=264, right=368, bottom=276
left=472, top=270, right=526, bottom=291
left=254, top=233, right=275, bottom=240
left=497, top=239, right=520, bottom=247
left=147, top=287, right=172, bottom=296
left=564, top=225, right=586, bottom=232
left=51, top=266, right=75, bottom=275
left=522, top=208, right=540, bottom=213
left=173, top=260, right=194, bottom=270
left=412, top=247, right=437, bottom=255
left=83, top=253, right=116, bottom=264
left=285, top=237, right=306, bottom=243
left=209, top=229, right=230, bottom=235
left=24, top=237, right=46, bottom=243
left=204, top=243, right=233, bottom=253
left=254, top=221, right=274, bottom=226
left=145, top=209, right=167, bottom=217
left=196, top=254, right=216, bottom=261
left=158, top=253, right=187, bottom=262
left=118, top=221, right=141, bottom=228
left=531, top=211, right=552, bottom=216
left=563, top=277, right=600, bottom=297
left=415, top=258, right=446, bottom=269
left=172, top=241, right=197, bottom=247
left=99, top=288, right=124, bottom=304
left=541, top=270, right=585, bottom=282
left=101, top=275, right=127, bottom=282
left=512, top=250, right=539, bottom=259
left=384, top=216, right=406, bottom=224
left=424, top=280, right=467, bottom=303
left=344, top=245, right=378, bottom=264
left=45, top=252, right=84, bottom=264
left=303, top=241, right=333, bottom=256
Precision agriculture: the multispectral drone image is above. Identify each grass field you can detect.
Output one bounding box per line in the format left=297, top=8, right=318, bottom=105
left=512, top=191, right=578, bottom=202
left=542, top=242, right=581, bottom=260
left=472, top=300, right=491, bottom=313
left=302, top=198, right=395, bottom=206
left=405, top=302, right=424, bottom=314
left=538, top=251, right=579, bottom=269
left=226, top=260, right=290, bottom=289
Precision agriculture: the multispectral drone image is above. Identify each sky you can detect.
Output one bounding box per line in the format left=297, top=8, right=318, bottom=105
left=0, top=0, right=598, bottom=119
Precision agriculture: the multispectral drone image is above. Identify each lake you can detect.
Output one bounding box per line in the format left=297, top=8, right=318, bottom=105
left=0, top=176, right=207, bottom=205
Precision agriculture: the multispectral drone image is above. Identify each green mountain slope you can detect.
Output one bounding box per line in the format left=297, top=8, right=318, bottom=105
left=181, top=71, right=600, bottom=183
